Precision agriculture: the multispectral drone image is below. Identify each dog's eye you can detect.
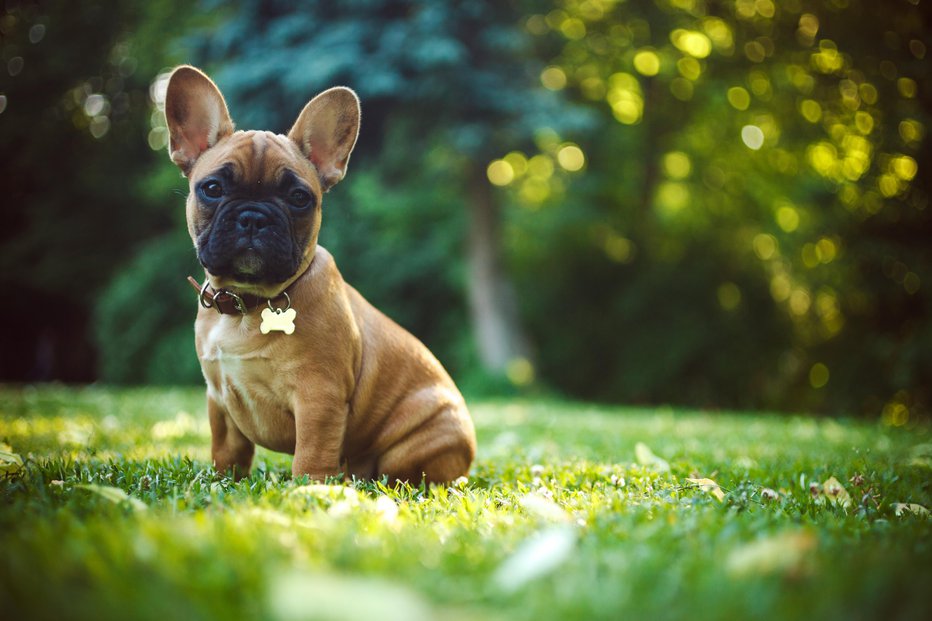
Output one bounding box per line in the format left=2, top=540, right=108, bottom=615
left=289, top=189, right=313, bottom=208
left=200, top=180, right=223, bottom=200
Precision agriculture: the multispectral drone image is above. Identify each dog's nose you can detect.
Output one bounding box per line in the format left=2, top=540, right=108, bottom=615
left=236, top=209, right=270, bottom=233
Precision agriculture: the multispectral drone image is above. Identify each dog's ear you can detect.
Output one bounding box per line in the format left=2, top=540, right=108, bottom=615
left=164, top=66, right=234, bottom=175
left=288, top=87, right=361, bottom=191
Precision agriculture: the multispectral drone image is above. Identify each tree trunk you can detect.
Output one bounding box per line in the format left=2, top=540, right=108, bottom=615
left=465, top=164, right=532, bottom=373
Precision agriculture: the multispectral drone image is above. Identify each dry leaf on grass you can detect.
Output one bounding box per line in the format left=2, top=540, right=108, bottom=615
left=76, top=484, right=147, bottom=511
left=0, top=444, right=23, bottom=476
left=820, top=476, right=852, bottom=508
left=893, top=503, right=929, bottom=517
left=635, top=442, right=671, bottom=472
left=726, top=530, right=817, bottom=578
left=493, top=526, right=577, bottom=592
left=685, top=477, right=725, bottom=502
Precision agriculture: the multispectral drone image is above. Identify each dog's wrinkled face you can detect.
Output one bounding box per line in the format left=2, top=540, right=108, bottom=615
left=187, top=132, right=322, bottom=291
left=164, top=66, right=360, bottom=296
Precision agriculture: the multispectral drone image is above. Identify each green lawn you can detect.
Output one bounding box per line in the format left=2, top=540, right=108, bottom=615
left=1, top=386, right=930, bottom=621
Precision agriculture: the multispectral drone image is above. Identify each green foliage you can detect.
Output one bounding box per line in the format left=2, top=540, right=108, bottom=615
left=94, top=231, right=203, bottom=384
left=1, top=386, right=931, bottom=620
left=4, top=0, right=930, bottom=419
left=0, top=0, right=203, bottom=380
left=499, top=0, right=932, bottom=415
left=320, top=150, right=473, bottom=378
left=190, top=0, right=584, bottom=160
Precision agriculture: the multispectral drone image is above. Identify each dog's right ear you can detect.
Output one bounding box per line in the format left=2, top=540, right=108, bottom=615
left=164, top=66, right=234, bottom=175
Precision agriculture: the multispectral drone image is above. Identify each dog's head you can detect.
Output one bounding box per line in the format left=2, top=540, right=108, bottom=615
left=164, top=66, right=360, bottom=297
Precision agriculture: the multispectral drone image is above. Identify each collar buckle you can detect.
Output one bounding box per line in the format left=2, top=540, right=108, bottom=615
left=197, top=280, right=248, bottom=315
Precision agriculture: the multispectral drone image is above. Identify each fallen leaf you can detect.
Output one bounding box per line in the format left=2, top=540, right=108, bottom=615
left=906, top=443, right=932, bottom=469
left=374, top=495, right=399, bottom=523
left=0, top=446, right=24, bottom=476
left=519, top=492, right=570, bottom=522
left=821, top=476, right=852, bottom=508
left=76, top=484, right=147, bottom=511
left=635, top=442, right=671, bottom=472
left=493, top=526, right=577, bottom=592
left=268, top=571, right=433, bottom=621
left=726, top=530, right=817, bottom=578
left=893, top=503, right=930, bottom=517
left=291, top=484, right=360, bottom=501
left=685, top=477, right=725, bottom=502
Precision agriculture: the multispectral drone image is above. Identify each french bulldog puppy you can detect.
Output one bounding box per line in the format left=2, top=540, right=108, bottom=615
left=164, top=66, right=476, bottom=484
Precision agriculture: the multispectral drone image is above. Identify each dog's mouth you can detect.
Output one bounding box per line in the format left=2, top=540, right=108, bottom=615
left=232, top=248, right=264, bottom=278
left=199, top=242, right=300, bottom=286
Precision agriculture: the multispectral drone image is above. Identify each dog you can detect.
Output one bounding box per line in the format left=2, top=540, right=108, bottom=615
left=163, top=66, right=476, bottom=484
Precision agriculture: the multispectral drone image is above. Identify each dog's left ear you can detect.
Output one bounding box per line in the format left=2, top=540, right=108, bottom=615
left=288, top=87, right=361, bottom=191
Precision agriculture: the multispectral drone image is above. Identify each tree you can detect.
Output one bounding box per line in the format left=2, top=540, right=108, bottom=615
left=183, top=0, right=587, bottom=376
left=499, top=0, right=931, bottom=415
left=0, top=0, right=197, bottom=381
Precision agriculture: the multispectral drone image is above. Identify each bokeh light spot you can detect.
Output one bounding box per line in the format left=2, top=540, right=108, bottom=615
left=741, top=125, right=765, bottom=150
left=776, top=205, right=800, bottom=232
left=28, top=24, right=46, bottom=44
left=897, top=77, right=917, bottom=98
left=89, top=116, right=110, bottom=139
left=671, top=30, right=712, bottom=58
left=557, top=144, right=585, bottom=171
left=798, top=14, right=820, bottom=43
left=854, top=111, right=874, bottom=134
left=744, top=41, right=766, bottom=63
left=506, top=358, right=535, bottom=387
left=633, top=50, right=660, bottom=76
left=753, top=233, right=778, bottom=260
left=789, top=289, right=811, bottom=315
left=662, top=152, right=691, bottom=179
left=898, top=119, right=924, bottom=146
left=487, top=160, right=515, bottom=186
left=147, top=127, right=168, bottom=151
left=717, top=282, right=742, bottom=311
left=676, top=57, right=701, bottom=80
left=727, top=87, right=750, bottom=110
left=799, top=99, right=822, bottom=123
left=7, top=56, right=24, bottom=77
left=809, top=363, right=830, bottom=389
left=541, top=66, right=567, bottom=90
left=655, top=182, right=690, bottom=216
left=504, top=152, right=528, bottom=177
left=891, top=155, right=918, bottom=181
left=560, top=17, right=586, bottom=40
left=770, top=274, right=791, bottom=301
left=603, top=233, right=635, bottom=263
left=528, top=154, right=554, bottom=180
left=702, top=17, right=734, bottom=52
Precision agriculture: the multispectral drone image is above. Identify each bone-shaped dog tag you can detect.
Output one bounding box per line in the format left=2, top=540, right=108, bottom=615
left=260, top=308, right=297, bottom=335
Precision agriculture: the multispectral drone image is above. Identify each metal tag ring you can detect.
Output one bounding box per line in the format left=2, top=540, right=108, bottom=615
left=199, top=281, right=214, bottom=309
left=267, top=291, right=292, bottom=313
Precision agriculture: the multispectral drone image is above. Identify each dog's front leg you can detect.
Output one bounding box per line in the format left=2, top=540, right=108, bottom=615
left=208, top=396, right=255, bottom=480
left=291, top=394, right=348, bottom=482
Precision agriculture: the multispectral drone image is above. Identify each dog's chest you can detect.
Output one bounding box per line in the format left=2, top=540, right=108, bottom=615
left=198, top=316, right=297, bottom=452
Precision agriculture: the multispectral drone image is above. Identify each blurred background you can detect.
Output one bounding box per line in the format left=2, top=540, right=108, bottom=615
left=0, top=0, right=929, bottom=420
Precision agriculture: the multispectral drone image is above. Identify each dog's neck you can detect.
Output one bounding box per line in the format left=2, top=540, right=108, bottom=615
left=192, top=247, right=317, bottom=315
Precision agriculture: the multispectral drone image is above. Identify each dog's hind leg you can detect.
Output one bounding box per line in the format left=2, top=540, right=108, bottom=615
left=376, top=405, right=475, bottom=485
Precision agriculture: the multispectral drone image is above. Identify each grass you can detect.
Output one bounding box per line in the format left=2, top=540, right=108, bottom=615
left=1, top=385, right=930, bottom=621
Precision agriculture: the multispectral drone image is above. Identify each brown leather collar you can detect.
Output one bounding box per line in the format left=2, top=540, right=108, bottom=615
left=187, top=276, right=268, bottom=315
